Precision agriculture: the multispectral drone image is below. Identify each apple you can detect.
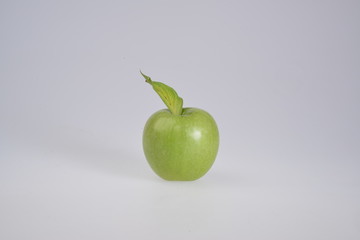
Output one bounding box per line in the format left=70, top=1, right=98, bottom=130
left=141, top=72, right=219, bottom=181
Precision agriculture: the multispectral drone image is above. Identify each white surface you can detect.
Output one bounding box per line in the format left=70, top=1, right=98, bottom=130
left=1, top=1, right=359, bottom=239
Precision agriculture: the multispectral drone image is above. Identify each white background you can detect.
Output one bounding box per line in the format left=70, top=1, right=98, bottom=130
left=1, top=0, right=359, bottom=239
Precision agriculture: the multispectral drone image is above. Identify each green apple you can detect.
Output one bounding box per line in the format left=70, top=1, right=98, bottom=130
left=141, top=72, right=219, bottom=181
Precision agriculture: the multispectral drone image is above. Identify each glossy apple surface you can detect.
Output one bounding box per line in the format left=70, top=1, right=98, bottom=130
left=143, top=107, right=219, bottom=181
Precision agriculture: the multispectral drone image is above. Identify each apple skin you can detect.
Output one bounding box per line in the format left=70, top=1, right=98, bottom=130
left=143, top=107, right=219, bottom=181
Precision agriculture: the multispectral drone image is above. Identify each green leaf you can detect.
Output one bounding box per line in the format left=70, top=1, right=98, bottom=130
left=141, top=71, right=183, bottom=115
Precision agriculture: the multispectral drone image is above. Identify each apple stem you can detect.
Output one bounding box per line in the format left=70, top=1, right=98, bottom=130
left=141, top=71, right=184, bottom=115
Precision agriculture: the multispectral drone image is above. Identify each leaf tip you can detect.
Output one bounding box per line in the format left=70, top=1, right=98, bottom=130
left=140, top=70, right=152, bottom=84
